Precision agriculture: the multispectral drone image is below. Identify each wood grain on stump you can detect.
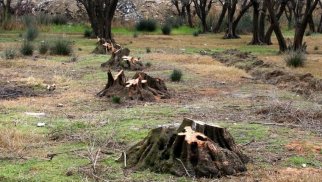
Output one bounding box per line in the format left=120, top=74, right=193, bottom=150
left=125, top=118, right=249, bottom=178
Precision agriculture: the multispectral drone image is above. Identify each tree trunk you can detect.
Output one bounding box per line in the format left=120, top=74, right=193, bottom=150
left=264, top=1, right=287, bottom=45
left=232, top=1, right=253, bottom=38
left=308, top=15, right=315, bottom=33
left=125, top=118, right=249, bottom=178
left=259, top=2, right=267, bottom=42
left=224, top=1, right=238, bottom=39
left=214, top=3, right=228, bottom=33
left=249, top=0, right=262, bottom=45
left=186, top=4, right=193, bottom=28
left=265, top=0, right=287, bottom=52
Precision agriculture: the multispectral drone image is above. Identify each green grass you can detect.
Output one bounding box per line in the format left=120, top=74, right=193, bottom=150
left=286, top=156, right=322, bottom=168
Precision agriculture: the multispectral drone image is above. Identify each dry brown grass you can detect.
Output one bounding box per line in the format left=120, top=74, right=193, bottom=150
left=144, top=53, right=248, bottom=81
left=0, top=128, right=44, bottom=158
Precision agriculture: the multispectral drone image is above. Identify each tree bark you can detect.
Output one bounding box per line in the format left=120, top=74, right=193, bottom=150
left=213, top=2, right=228, bottom=33
left=232, top=0, right=253, bottom=38
left=125, top=118, right=249, bottom=178
left=265, top=0, right=287, bottom=52
left=249, top=0, right=263, bottom=45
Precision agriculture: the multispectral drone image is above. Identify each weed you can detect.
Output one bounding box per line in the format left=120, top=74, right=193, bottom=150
left=84, top=29, right=94, bottom=38
left=20, top=41, right=34, bottom=56
left=284, top=50, right=306, bottom=68
left=3, top=49, right=16, bottom=59
left=145, top=62, right=152, bottom=67
left=21, top=15, right=35, bottom=27
left=193, top=31, right=199, bottom=37
left=161, top=24, right=172, bottom=35
left=136, top=19, right=157, bottom=32
left=24, top=26, right=39, bottom=41
left=111, top=96, right=121, bottom=104
left=170, top=69, right=182, bottom=82
left=39, top=40, right=49, bottom=54
left=146, top=47, right=151, bottom=53
left=51, top=14, right=68, bottom=25
left=133, top=32, right=138, bottom=38
left=50, top=39, right=72, bottom=55
left=36, top=13, right=51, bottom=25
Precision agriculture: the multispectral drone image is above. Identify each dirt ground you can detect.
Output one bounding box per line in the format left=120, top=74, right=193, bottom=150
left=0, top=32, right=321, bottom=181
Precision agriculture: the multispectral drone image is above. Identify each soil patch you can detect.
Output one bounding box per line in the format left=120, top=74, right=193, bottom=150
left=0, top=81, right=49, bottom=100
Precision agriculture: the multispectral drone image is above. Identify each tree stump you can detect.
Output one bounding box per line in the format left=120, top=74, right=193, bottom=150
left=125, top=118, right=249, bottom=178
left=97, top=70, right=170, bottom=101
left=100, top=41, right=144, bottom=70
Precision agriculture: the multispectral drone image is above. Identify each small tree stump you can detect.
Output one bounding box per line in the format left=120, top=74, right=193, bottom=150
left=125, top=118, right=249, bottom=178
left=97, top=70, right=170, bottom=101
left=100, top=41, right=144, bottom=70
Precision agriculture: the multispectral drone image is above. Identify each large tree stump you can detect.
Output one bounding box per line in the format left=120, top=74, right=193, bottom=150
left=97, top=70, right=170, bottom=101
left=100, top=41, right=144, bottom=70
left=125, top=118, right=249, bottom=178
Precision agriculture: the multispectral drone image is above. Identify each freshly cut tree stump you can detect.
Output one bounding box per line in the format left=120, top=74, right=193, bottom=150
left=100, top=41, right=144, bottom=70
left=125, top=118, right=249, bottom=178
left=97, top=70, right=170, bottom=101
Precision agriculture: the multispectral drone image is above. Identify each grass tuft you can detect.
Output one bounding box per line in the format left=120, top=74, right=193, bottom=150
left=161, top=24, right=172, bottom=35
left=50, top=39, right=72, bottom=55
left=39, top=40, right=50, bottom=55
left=3, top=49, right=16, bottom=59
left=284, top=50, right=306, bottom=68
left=170, top=69, right=182, bottom=82
left=24, top=26, right=39, bottom=41
left=111, top=96, right=121, bottom=104
left=20, top=41, right=34, bottom=56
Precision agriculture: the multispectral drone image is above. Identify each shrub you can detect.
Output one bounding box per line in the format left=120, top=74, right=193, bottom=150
left=84, top=29, right=95, bottom=38
left=170, top=69, right=182, bottom=82
left=3, top=49, right=16, bottom=59
left=284, top=51, right=306, bottom=68
left=111, top=96, right=121, bottom=104
left=136, top=19, right=157, bottom=32
left=39, top=41, right=49, bottom=54
left=24, top=26, right=39, bottom=41
left=20, top=41, right=33, bottom=56
left=51, top=14, right=67, bottom=25
left=161, top=24, right=172, bottom=35
left=50, top=39, right=72, bottom=55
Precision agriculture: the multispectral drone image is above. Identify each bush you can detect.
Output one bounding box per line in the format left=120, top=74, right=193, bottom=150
left=284, top=51, right=306, bottom=68
left=136, top=19, right=157, bottom=32
left=51, top=14, right=67, bottom=25
left=111, top=96, right=121, bottom=104
left=161, top=24, right=172, bottom=35
left=24, top=26, right=39, bottom=41
left=20, top=41, right=33, bottom=56
left=84, top=29, right=94, bottom=38
left=3, top=49, right=16, bottom=59
left=39, top=41, right=49, bottom=54
left=50, top=39, right=72, bottom=55
left=170, top=69, right=182, bottom=82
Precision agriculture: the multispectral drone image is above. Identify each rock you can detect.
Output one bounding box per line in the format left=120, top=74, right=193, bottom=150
left=37, top=122, right=46, bottom=127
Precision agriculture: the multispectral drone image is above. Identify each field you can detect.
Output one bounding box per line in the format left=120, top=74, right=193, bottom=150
left=0, top=25, right=321, bottom=181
